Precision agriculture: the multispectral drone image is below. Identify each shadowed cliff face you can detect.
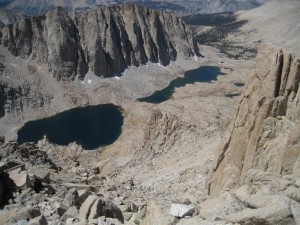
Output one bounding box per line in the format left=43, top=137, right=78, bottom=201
left=0, top=4, right=200, bottom=80
left=206, top=45, right=300, bottom=196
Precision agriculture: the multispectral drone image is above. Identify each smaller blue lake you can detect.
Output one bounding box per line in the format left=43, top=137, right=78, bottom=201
left=234, top=82, right=245, bottom=87
left=17, top=104, right=124, bottom=150
left=138, top=66, right=226, bottom=104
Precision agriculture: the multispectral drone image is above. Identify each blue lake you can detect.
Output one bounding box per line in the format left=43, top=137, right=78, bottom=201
left=17, top=104, right=124, bottom=150
left=138, top=66, right=226, bottom=104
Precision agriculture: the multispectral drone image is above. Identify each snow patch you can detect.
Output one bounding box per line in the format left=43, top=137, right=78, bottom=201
left=194, top=55, right=198, bottom=61
left=88, top=79, right=92, bottom=84
left=157, top=63, right=167, bottom=68
left=114, top=76, right=120, bottom=80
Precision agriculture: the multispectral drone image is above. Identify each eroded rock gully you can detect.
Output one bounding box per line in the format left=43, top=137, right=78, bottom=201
left=0, top=4, right=200, bottom=81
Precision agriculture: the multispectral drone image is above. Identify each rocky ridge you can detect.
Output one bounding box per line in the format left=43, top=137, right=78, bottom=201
left=207, top=45, right=300, bottom=196
left=0, top=4, right=200, bottom=80
left=197, top=45, right=300, bottom=224
left=0, top=0, right=271, bottom=16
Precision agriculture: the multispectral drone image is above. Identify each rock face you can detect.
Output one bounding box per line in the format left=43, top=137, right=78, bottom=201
left=0, top=4, right=200, bottom=80
left=206, top=45, right=300, bottom=196
left=0, top=8, right=21, bottom=27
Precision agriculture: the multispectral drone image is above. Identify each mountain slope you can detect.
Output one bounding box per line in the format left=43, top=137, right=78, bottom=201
left=0, top=0, right=271, bottom=16
left=0, top=4, right=199, bottom=80
left=237, top=0, right=300, bottom=57
left=197, top=0, right=270, bottom=13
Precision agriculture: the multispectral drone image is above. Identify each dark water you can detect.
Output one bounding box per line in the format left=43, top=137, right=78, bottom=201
left=17, top=104, right=124, bottom=150
left=234, top=82, right=245, bottom=87
left=225, top=93, right=241, bottom=98
left=138, top=66, right=226, bottom=104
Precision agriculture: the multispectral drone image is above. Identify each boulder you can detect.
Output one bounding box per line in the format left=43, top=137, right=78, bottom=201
left=15, top=188, right=33, bottom=203
left=140, top=201, right=177, bottom=225
left=52, top=201, right=70, bottom=216
left=62, top=206, right=79, bottom=220
left=9, top=171, right=31, bottom=189
left=113, top=197, right=123, bottom=206
left=199, top=193, right=244, bottom=220
left=29, top=167, right=51, bottom=183
left=79, top=195, right=98, bottom=221
left=291, top=206, right=300, bottom=225
left=88, top=198, right=104, bottom=220
left=100, top=198, right=124, bottom=223
left=64, top=188, right=78, bottom=206
left=123, top=212, right=133, bottom=221
left=169, top=203, right=195, bottom=218
left=27, top=215, right=48, bottom=225
left=88, top=197, right=124, bottom=223
left=76, top=189, right=91, bottom=207
left=225, top=195, right=296, bottom=225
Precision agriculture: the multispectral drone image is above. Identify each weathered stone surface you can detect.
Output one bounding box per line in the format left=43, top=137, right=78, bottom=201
left=78, top=195, right=98, bottom=222
left=88, top=197, right=124, bottom=223
left=169, top=203, right=195, bottom=218
left=226, top=201, right=295, bottom=225
left=27, top=215, right=48, bottom=225
left=88, top=198, right=104, bottom=220
left=291, top=205, right=300, bottom=225
left=64, top=188, right=78, bottom=206
left=140, top=201, right=177, bottom=225
left=76, top=190, right=91, bottom=207
left=199, top=192, right=244, bottom=220
left=17, top=220, right=28, bottom=225
left=113, top=197, right=123, bottom=206
left=14, top=188, right=33, bottom=203
left=9, top=171, right=31, bottom=189
left=31, top=167, right=51, bottom=183
left=62, top=206, right=79, bottom=221
left=207, top=46, right=300, bottom=196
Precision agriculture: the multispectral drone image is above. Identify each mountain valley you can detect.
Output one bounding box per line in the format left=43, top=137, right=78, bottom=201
left=0, top=1, right=299, bottom=225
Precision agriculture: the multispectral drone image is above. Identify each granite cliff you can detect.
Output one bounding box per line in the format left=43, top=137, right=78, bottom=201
left=0, top=4, right=200, bottom=80
left=195, top=2, right=300, bottom=197
left=207, top=45, right=300, bottom=199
